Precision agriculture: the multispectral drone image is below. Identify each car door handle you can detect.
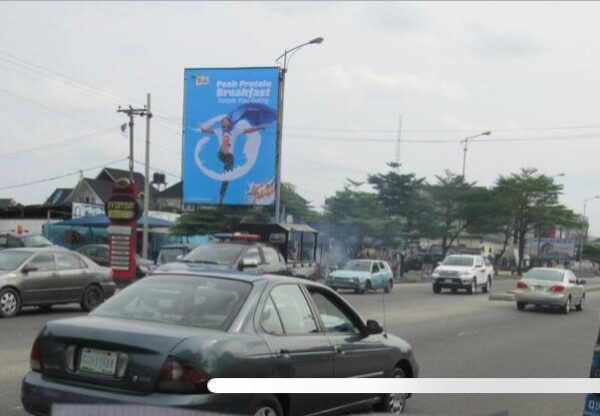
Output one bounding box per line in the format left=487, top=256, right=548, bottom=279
left=334, top=345, right=344, bottom=354
left=279, top=349, right=291, bottom=356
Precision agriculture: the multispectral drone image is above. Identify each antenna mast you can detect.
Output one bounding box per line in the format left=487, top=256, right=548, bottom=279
left=395, top=114, right=402, bottom=172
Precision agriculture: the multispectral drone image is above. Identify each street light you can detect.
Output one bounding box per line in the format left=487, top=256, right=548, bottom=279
left=578, top=195, right=600, bottom=271
left=461, top=131, right=491, bottom=179
left=274, top=36, right=324, bottom=223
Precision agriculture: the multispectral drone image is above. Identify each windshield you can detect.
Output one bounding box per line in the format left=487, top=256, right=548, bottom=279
left=157, top=248, right=184, bottom=265
left=92, top=275, right=252, bottom=330
left=524, top=269, right=564, bottom=282
left=22, top=235, right=52, bottom=247
left=0, top=251, right=32, bottom=270
left=443, top=256, right=474, bottom=267
left=342, top=260, right=371, bottom=272
left=183, top=244, right=243, bottom=265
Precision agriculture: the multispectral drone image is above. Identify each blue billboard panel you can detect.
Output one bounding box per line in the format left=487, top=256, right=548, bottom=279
left=182, top=67, right=280, bottom=206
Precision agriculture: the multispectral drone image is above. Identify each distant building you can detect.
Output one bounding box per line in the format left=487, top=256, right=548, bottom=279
left=157, top=181, right=182, bottom=211
left=69, top=168, right=158, bottom=205
left=0, top=198, right=17, bottom=209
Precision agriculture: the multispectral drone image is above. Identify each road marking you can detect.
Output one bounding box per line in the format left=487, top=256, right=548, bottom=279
left=209, top=378, right=600, bottom=394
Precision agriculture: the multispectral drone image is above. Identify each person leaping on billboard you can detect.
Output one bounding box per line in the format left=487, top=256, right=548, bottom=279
left=198, top=103, right=278, bottom=205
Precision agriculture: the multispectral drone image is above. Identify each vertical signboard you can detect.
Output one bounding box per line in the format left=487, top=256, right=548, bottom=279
left=105, top=181, right=141, bottom=282
left=182, top=67, right=280, bottom=206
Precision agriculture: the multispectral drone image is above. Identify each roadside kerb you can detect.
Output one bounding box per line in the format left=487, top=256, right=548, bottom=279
left=488, top=284, right=600, bottom=301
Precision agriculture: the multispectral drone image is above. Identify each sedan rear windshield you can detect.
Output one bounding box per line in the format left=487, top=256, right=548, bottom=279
left=92, top=275, right=252, bottom=330
left=524, top=269, right=564, bottom=282
left=0, top=251, right=31, bottom=270
left=443, top=256, right=474, bottom=266
left=22, top=235, right=53, bottom=247
left=183, top=244, right=243, bottom=265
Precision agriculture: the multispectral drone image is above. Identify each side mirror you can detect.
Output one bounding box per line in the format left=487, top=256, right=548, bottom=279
left=436, top=261, right=442, bottom=266
left=365, top=319, right=383, bottom=335
left=241, top=258, right=259, bottom=269
left=22, top=265, right=38, bottom=274
left=579, top=279, right=587, bottom=285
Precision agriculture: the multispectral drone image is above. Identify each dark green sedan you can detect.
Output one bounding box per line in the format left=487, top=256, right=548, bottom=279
left=21, top=268, right=418, bottom=416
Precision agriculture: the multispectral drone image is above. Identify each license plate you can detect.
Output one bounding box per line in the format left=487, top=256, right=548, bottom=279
left=535, top=285, right=545, bottom=291
left=79, top=347, right=118, bottom=376
left=584, top=394, right=600, bottom=415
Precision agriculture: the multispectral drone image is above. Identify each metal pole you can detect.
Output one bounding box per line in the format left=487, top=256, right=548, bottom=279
left=128, top=108, right=134, bottom=182
left=578, top=200, right=587, bottom=272
left=461, top=139, right=468, bottom=178
left=274, top=53, right=287, bottom=224
left=142, top=93, right=152, bottom=259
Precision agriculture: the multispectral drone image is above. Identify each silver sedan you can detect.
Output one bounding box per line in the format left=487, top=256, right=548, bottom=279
left=514, top=267, right=586, bottom=314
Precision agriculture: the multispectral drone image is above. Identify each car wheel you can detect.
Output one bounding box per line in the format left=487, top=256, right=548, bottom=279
left=467, top=279, right=477, bottom=295
left=362, top=280, right=372, bottom=294
left=576, top=295, right=585, bottom=312
left=252, top=398, right=283, bottom=416
left=0, top=288, right=20, bottom=318
left=432, top=284, right=441, bottom=294
left=451, top=288, right=457, bottom=294
left=81, top=285, right=105, bottom=312
left=482, top=278, right=491, bottom=294
left=375, top=367, right=408, bottom=414
left=517, top=301, right=526, bottom=311
left=561, top=296, right=571, bottom=315
left=384, top=280, right=392, bottom=293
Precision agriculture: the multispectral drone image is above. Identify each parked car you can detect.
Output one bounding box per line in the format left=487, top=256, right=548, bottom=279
left=0, top=232, right=53, bottom=250
left=156, top=235, right=289, bottom=275
left=0, top=247, right=115, bottom=318
left=155, top=243, right=197, bottom=266
left=77, top=244, right=154, bottom=277
left=583, top=327, right=600, bottom=415
left=326, top=259, right=394, bottom=294
left=431, top=254, right=494, bottom=294
left=514, top=267, right=586, bottom=314
left=21, top=270, right=418, bottom=416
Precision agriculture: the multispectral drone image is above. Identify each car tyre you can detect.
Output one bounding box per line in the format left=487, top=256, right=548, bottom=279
left=467, top=279, right=476, bottom=295
left=0, top=288, right=20, bottom=318
left=252, top=398, right=283, bottom=416
left=451, top=288, right=457, bottom=294
left=561, top=296, right=571, bottom=315
left=517, top=301, right=526, bottom=311
left=81, top=285, right=105, bottom=312
left=576, top=295, right=585, bottom=311
left=432, top=284, right=441, bottom=294
left=482, top=277, right=491, bottom=294
left=384, top=279, right=392, bottom=293
left=362, top=280, right=372, bottom=294
left=375, top=367, right=408, bottom=414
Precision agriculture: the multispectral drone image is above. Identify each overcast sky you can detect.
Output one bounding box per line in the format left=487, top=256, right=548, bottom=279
left=1, top=2, right=600, bottom=234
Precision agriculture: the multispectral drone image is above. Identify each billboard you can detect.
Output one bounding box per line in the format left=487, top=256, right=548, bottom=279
left=182, top=67, right=280, bottom=205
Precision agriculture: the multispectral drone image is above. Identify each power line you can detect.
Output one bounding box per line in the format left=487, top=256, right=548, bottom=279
left=133, top=159, right=181, bottom=179
left=283, top=124, right=600, bottom=134
left=0, top=158, right=127, bottom=191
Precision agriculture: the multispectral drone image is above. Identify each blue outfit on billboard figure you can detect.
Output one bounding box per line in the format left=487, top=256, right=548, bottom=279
left=200, top=103, right=277, bottom=205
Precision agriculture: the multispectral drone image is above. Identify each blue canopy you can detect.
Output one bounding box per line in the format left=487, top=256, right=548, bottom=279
left=57, top=214, right=174, bottom=228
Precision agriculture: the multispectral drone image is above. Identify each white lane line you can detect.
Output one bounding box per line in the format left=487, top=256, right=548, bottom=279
left=208, top=378, right=600, bottom=394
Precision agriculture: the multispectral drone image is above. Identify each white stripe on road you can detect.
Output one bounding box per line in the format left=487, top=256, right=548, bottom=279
left=208, top=378, right=600, bottom=394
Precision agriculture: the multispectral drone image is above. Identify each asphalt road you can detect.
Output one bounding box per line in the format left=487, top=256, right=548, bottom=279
left=1, top=277, right=599, bottom=416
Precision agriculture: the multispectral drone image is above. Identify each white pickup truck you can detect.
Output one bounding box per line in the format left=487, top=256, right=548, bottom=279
left=431, top=254, right=494, bottom=294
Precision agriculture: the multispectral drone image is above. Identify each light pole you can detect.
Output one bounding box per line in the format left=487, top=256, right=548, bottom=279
left=274, top=36, right=324, bottom=223
left=578, top=195, right=600, bottom=271
left=461, top=131, right=491, bottom=179
left=456, top=130, right=491, bottom=253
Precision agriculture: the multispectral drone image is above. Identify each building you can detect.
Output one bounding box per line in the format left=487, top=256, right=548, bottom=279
left=156, top=181, right=182, bottom=211
left=0, top=199, right=17, bottom=209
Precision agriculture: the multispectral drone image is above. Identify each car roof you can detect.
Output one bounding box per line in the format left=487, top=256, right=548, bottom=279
left=153, top=268, right=315, bottom=285
left=5, top=247, right=65, bottom=253
left=160, top=244, right=196, bottom=249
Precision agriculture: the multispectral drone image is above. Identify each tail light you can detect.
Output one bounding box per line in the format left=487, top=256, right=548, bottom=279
left=30, top=336, right=42, bottom=372
left=550, top=285, right=565, bottom=293
left=516, top=281, right=529, bottom=289
left=157, top=357, right=209, bottom=394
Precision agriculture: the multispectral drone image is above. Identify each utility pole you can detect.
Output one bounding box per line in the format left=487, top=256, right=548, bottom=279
left=117, top=105, right=148, bottom=181
left=142, top=94, right=152, bottom=260
left=395, top=115, right=402, bottom=173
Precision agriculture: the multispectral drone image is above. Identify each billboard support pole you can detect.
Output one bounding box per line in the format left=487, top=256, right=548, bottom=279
left=275, top=61, right=287, bottom=224
left=142, top=93, right=152, bottom=260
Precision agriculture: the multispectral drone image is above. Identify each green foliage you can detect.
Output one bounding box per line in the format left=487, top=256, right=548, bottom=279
left=583, top=243, right=600, bottom=263
left=280, top=183, right=320, bottom=223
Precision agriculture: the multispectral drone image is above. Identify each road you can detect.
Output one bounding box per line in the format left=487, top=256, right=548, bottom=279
left=1, top=277, right=598, bottom=416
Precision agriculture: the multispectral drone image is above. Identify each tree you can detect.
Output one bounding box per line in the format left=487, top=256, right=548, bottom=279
left=495, top=168, right=578, bottom=274
left=280, top=183, right=320, bottom=223
left=427, top=170, right=473, bottom=256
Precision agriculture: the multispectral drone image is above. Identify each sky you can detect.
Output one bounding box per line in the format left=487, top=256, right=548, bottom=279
left=1, top=2, right=600, bottom=234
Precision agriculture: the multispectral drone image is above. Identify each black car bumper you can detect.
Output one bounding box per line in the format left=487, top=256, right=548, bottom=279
left=21, top=371, right=259, bottom=416
left=432, top=277, right=472, bottom=289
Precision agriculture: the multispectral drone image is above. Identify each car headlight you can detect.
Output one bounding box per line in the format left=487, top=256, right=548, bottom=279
left=432, top=273, right=440, bottom=278
left=461, top=271, right=473, bottom=277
